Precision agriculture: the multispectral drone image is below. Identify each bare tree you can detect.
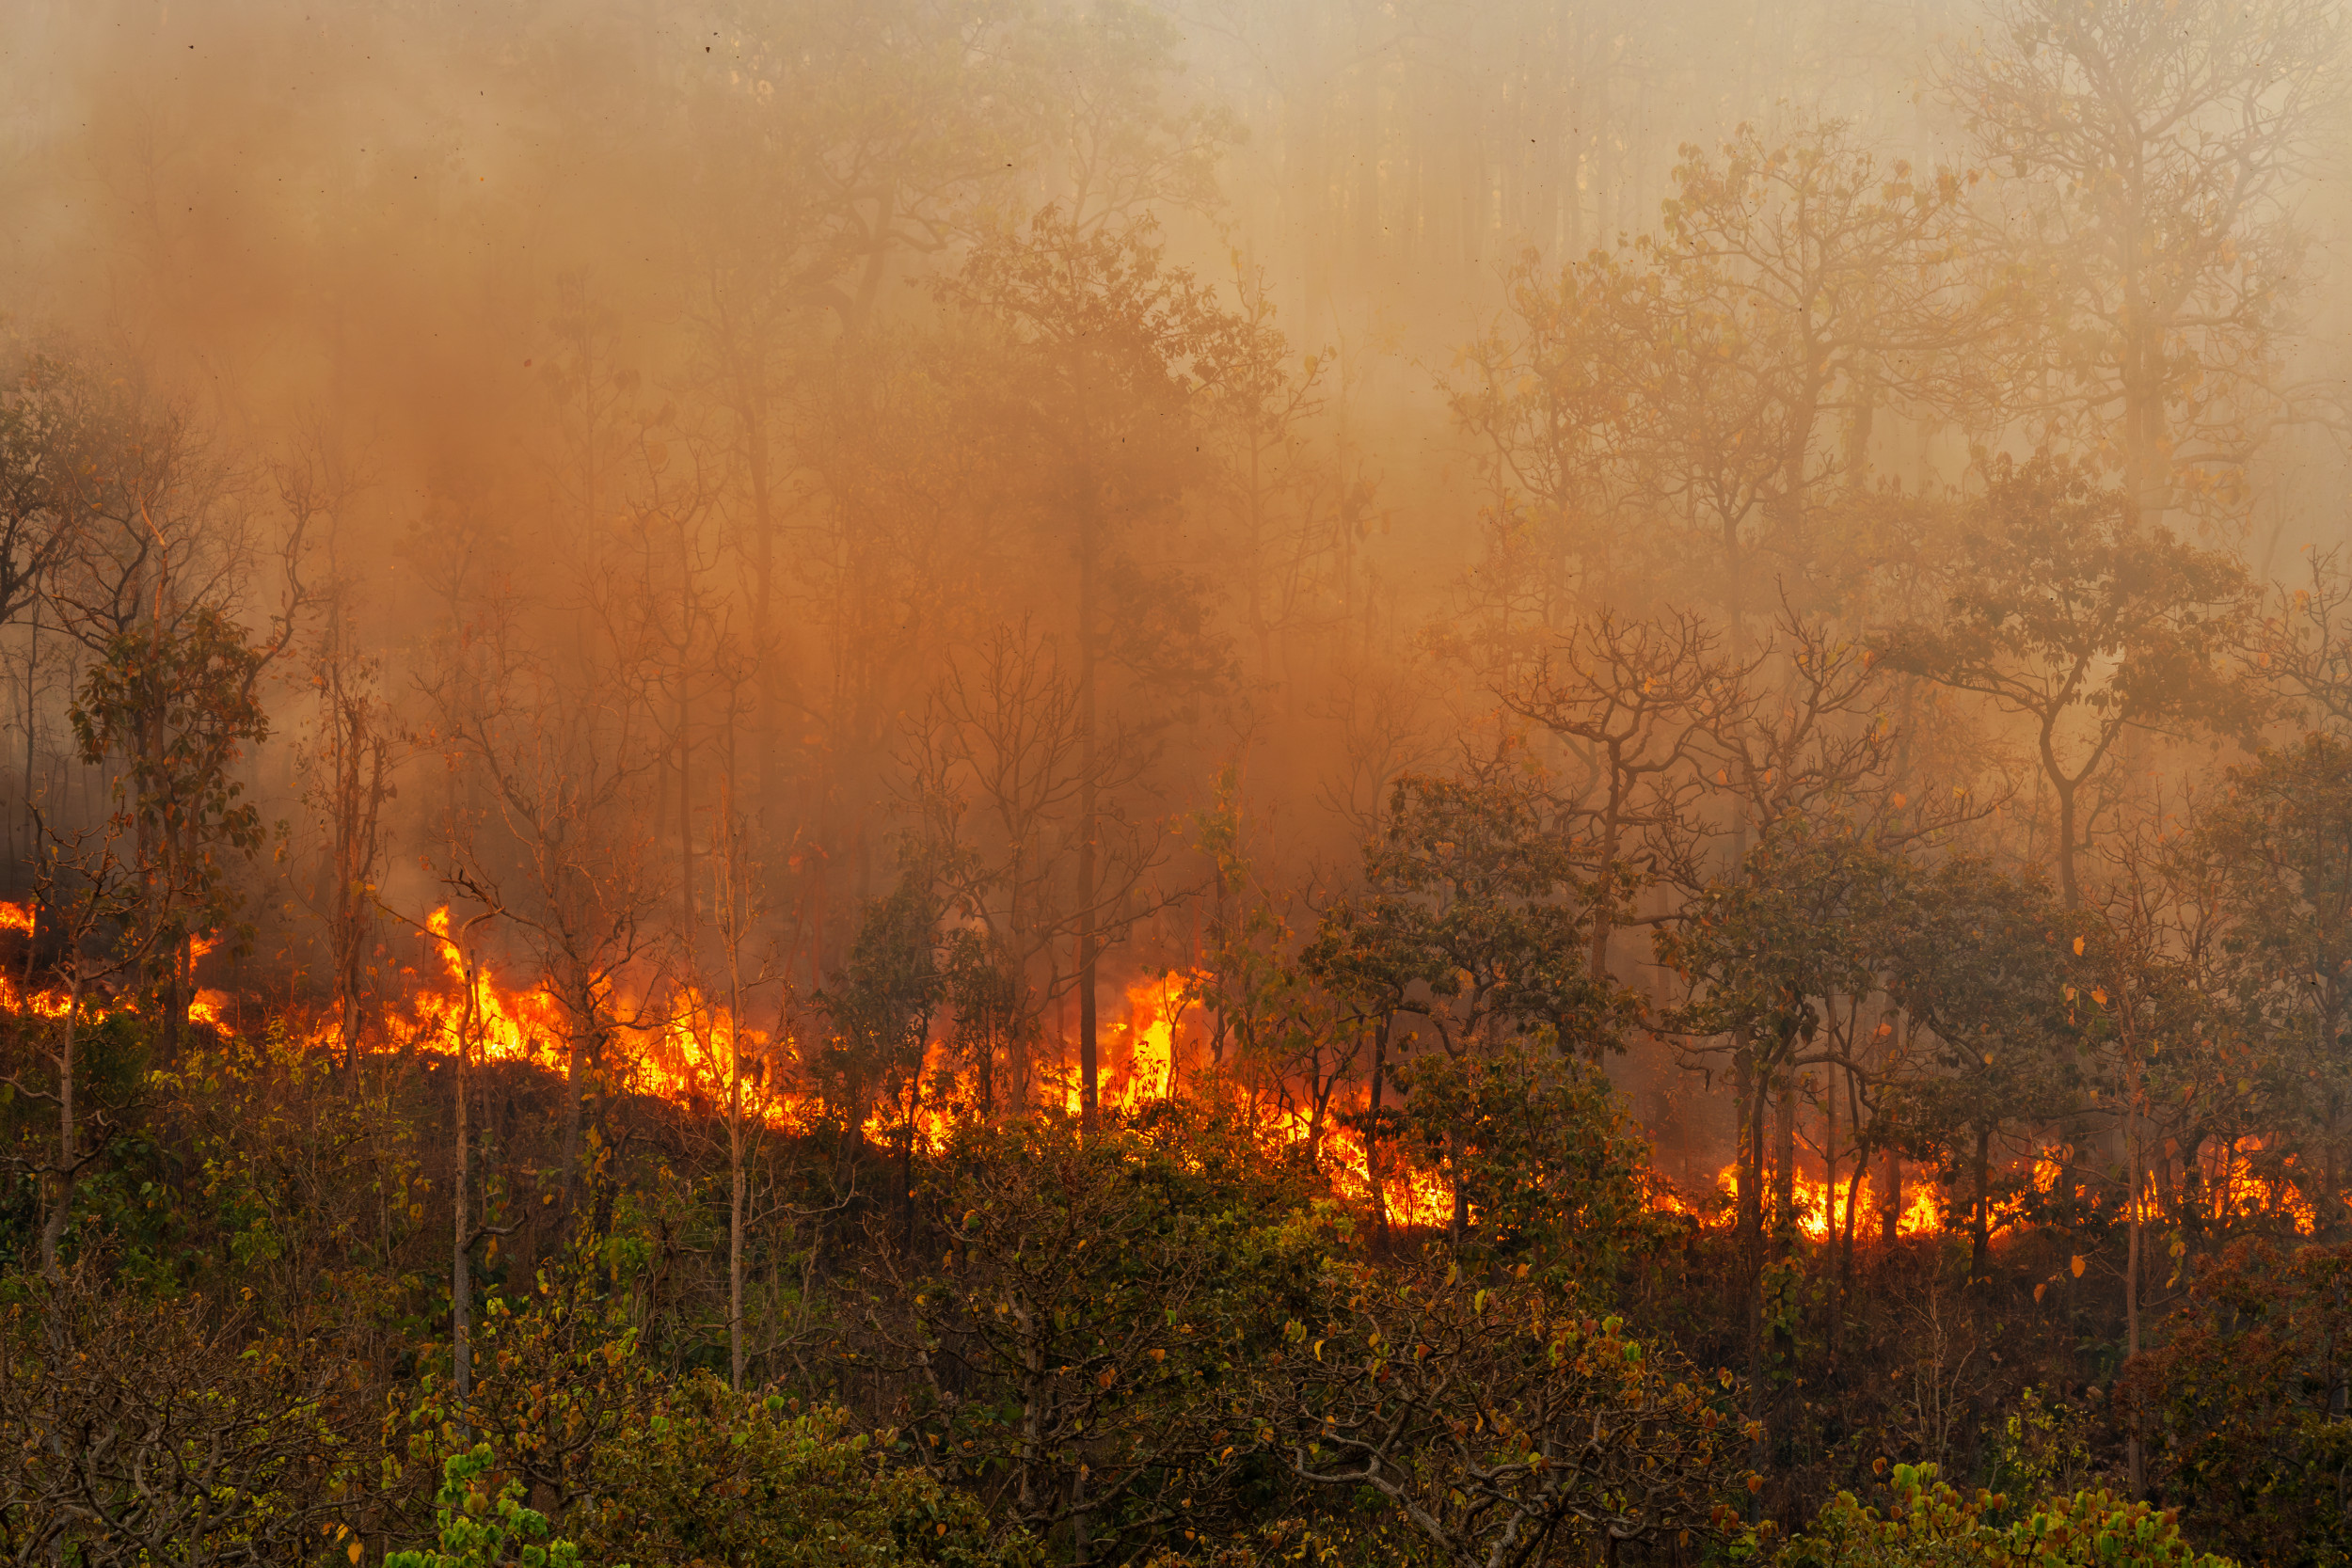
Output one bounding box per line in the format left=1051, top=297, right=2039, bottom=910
left=383, top=873, right=509, bottom=1417
left=904, top=621, right=1168, bottom=1117
left=1498, top=608, right=1727, bottom=982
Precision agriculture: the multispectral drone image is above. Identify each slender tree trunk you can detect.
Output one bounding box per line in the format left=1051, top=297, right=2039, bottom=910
left=746, top=404, right=780, bottom=818
left=1971, top=1126, right=1992, bottom=1283
left=1824, top=1054, right=1841, bottom=1355
left=1824, top=1053, right=1838, bottom=1240
left=1449, top=1124, right=1469, bottom=1248
left=1772, top=1072, right=1796, bottom=1255
left=2051, top=762, right=2083, bottom=910
left=2126, top=1056, right=2144, bottom=1494
left=1767, top=1059, right=1799, bottom=1456
left=38, top=981, right=80, bottom=1283
left=20, top=600, right=35, bottom=863
left=1367, top=1020, right=1391, bottom=1248
left=2327, top=1085, right=2343, bottom=1238
left=679, top=683, right=694, bottom=950
left=453, top=1023, right=473, bottom=1415
left=1589, top=813, right=1619, bottom=984
left=1734, top=1037, right=1760, bottom=1261
left=730, top=1027, right=746, bottom=1393
left=1837, top=1158, right=1863, bottom=1358
left=560, top=1019, right=587, bottom=1216
left=1075, top=484, right=1100, bottom=1133
left=1738, top=1039, right=1765, bottom=1521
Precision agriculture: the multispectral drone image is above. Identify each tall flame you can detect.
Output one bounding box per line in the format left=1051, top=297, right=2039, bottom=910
left=1690, top=1162, right=1944, bottom=1241
left=0, top=899, right=2339, bottom=1245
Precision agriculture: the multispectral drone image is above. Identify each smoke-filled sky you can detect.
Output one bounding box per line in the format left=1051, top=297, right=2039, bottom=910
left=0, top=0, right=2346, bottom=1166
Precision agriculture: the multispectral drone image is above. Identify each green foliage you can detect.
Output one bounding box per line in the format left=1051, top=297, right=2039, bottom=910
left=1263, top=1259, right=1753, bottom=1567
left=1305, top=758, right=1631, bottom=1062
left=815, top=867, right=950, bottom=1134
left=1886, top=453, right=2257, bottom=742
left=2122, top=1240, right=2352, bottom=1567
left=864, top=1102, right=1320, bottom=1560
left=1784, top=1465, right=2231, bottom=1568
left=71, top=603, right=276, bottom=932
left=1985, top=1388, right=2093, bottom=1511
left=0, top=1008, right=151, bottom=1275
left=396, top=1243, right=660, bottom=1518
left=149, top=1019, right=422, bottom=1313
left=2198, top=734, right=2352, bottom=1196
left=1667, top=814, right=1909, bottom=1053
left=1391, top=1042, right=1662, bottom=1278
left=385, top=1445, right=584, bottom=1568
left=581, top=1381, right=1027, bottom=1567
left=0, top=1270, right=367, bottom=1568
left=1879, top=857, right=2084, bottom=1251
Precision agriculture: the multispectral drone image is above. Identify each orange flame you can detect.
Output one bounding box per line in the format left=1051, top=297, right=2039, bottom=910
left=1692, top=1161, right=1944, bottom=1241
left=0, top=901, right=2336, bottom=1243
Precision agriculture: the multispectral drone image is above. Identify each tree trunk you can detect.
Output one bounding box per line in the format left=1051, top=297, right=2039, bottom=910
left=38, top=981, right=81, bottom=1283
left=1971, top=1124, right=1992, bottom=1283
left=19, top=599, right=35, bottom=864
left=1772, top=1073, right=1796, bottom=1256
left=453, top=1029, right=473, bottom=1415
left=1367, top=1020, right=1391, bottom=1248
left=729, top=1007, right=746, bottom=1394
left=561, top=1025, right=587, bottom=1216
left=2126, top=1057, right=2145, bottom=1495
left=2053, top=770, right=2082, bottom=911
left=1449, top=1123, right=1470, bottom=1249
left=679, top=681, right=694, bottom=950
left=1075, top=483, right=1100, bottom=1132
left=1734, top=1037, right=1760, bottom=1262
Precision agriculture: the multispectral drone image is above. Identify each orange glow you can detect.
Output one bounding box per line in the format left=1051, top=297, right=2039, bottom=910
left=2206, top=1137, right=2320, bottom=1235
left=1313, top=1113, right=1455, bottom=1229
left=1697, top=1161, right=1944, bottom=1241
left=0, top=896, right=2339, bottom=1243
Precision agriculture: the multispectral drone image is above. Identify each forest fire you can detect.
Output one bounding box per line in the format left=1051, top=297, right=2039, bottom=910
left=13, top=895, right=2333, bottom=1253
left=1670, top=1163, right=1947, bottom=1241
left=10, top=1, right=2352, bottom=1558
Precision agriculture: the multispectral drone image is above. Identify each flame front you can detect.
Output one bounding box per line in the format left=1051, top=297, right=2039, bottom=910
left=0, top=897, right=2337, bottom=1248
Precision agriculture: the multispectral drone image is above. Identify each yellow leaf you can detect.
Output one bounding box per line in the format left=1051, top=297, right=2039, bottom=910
left=2070, top=1255, right=2086, bottom=1278
left=2073, top=936, right=2085, bottom=956
left=348, top=1544, right=363, bottom=1566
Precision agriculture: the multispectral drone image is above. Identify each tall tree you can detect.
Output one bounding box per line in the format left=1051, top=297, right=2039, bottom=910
left=1942, top=0, right=2345, bottom=525
left=45, top=381, right=310, bottom=1053
left=1883, top=453, right=2256, bottom=907
left=943, top=214, right=1242, bottom=1128
left=2199, top=734, right=2352, bottom=1229
left=904, top=622, right=1165, bottom=1117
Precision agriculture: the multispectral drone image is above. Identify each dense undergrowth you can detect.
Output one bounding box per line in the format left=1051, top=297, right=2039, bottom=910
left=5, top=1009, right=2339, bottom=1568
